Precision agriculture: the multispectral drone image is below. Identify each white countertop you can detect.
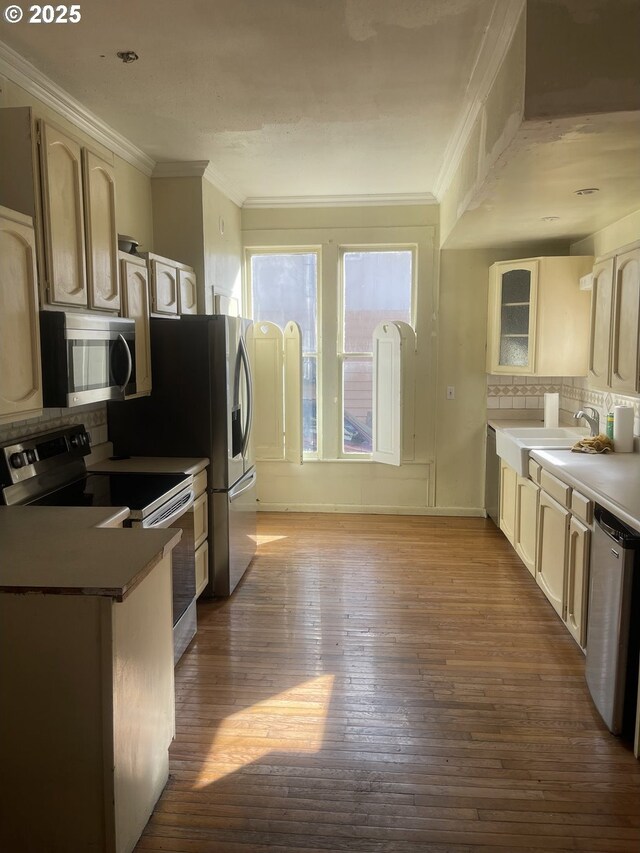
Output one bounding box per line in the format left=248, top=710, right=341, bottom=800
left=89, top=456, right=209, bottom=476
left=0, top=506, right=181, bottom=600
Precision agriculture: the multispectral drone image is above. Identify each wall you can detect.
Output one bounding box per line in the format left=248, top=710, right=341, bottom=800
left=202, top=178, right=242, bottom=313
left=0, top=78, right=154, bottom=446
left=243, top=204, right=446, bottom=514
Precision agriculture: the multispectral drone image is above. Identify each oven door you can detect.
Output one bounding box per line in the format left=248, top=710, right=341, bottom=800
left=132, top=487, right=197, bottom=664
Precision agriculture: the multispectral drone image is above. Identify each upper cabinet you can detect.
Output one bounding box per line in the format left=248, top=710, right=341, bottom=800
left=0, top=207, right=43, bottom=423
left=82, top=149, right=119, bottom=312
left=120, top=252, right=152, bottom=398
left=487, top=256, right=593, bottom=376
left=141, top=253, right=198, bottom=316
left=0, top=107, right=120, bottom=313
left=589, top=245, right=640, bottom=395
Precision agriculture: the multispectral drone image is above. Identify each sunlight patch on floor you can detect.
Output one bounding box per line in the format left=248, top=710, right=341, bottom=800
left=193, top=674, right=335, bottom=788
left=251, top=533, right=288, bottom=545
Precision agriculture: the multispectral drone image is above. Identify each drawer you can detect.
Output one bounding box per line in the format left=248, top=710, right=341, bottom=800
left=193, top=469, right=208, bottom=497
left=195, top=540, right=209, bottom=597
left=571, top=489, right=594, bottom=525
left=540, top=468, right=571, bottom=507
left=192, top=491, right=208, bottom=549
left=528, top=459, right=541, bottom=483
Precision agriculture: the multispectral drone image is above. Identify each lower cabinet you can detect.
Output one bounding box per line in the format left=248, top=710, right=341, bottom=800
left=496, top=448, right=592, bottom=651
left=192, top=468, right=210, bottom=597
left=566, top=516, right=590, bottom=648
left=514, top=475, right=538, bottom=576
left=0, top=554, right=174, bottom=853
left=536, top=490, right=570, bottom=618
left=499, top=460, right=517, bottom=545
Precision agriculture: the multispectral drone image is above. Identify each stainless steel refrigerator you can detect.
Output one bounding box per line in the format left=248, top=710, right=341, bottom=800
left=108, top=315, right=256, bottom=597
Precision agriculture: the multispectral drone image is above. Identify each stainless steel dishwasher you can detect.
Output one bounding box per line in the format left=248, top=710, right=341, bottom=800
left=585, top=506, right=640, bottom=735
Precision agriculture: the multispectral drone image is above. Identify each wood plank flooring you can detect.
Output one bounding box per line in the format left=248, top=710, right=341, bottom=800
left=136, top=513, right=640, bottom=852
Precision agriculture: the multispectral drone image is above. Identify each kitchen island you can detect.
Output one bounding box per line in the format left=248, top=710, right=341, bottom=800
left=0, top=506, right=182, bottom=853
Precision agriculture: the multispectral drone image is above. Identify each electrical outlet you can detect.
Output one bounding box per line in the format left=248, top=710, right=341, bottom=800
left=446, top=386, right=455, bottom=400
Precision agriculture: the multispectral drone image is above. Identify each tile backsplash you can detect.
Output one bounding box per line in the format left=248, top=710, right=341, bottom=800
left=488, top=375, right=640, bottom=434
left=0, top=404, right=108, bottom=447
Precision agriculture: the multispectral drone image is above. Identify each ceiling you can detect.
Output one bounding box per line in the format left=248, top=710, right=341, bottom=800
left=0, top=0, right=638, bottom=249
left=0, top=0, right=512, bottom=203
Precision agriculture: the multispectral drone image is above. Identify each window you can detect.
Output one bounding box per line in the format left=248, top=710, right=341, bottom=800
left=248, top=251, right=319, bottom=454
left=340, top=249, right=414, bottom=455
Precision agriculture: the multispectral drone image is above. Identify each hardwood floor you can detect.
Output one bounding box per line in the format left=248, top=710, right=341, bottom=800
left=136, top=513, right=640, bottom=852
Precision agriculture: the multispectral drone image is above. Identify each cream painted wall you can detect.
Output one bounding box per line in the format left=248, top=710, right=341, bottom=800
left=571, top=208, right=640, bottom=258
left=2, top=78, right=154, bottom=251
left=242, top=206, right=441, bottom=513
left=203, top=178, right=242, bottom=312
left=151, top=176, right=205, bottom=295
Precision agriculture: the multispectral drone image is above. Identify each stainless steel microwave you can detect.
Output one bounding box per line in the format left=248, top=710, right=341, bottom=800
left=40, top=311, right=136, bottom=407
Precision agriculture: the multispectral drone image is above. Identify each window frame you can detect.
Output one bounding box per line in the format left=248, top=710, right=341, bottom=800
left=338, top=244, right=417, bottom=459
left=245, top=246, right=322, bottom=459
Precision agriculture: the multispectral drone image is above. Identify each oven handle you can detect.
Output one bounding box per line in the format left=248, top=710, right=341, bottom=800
left=143, top=489, right=195, bottom=528
left=115, top=334, right=133, bottom=393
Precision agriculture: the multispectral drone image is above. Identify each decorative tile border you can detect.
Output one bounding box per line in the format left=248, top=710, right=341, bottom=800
left=0, top=404, right=107, bottom=445
left=488, top=384, right=562, bottom=397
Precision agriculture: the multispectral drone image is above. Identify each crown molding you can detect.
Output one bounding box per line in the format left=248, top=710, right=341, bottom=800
left=433, top=0, right=526, bottom=201
left=0, top=39, right=155, bottom=175
left=242, top=192, right=438, bottom=209
left=203, top=164, right=246, bottom=208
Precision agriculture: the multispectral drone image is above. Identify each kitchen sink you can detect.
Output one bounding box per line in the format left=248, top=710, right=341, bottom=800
left=495, top=426, right=587, bottom=476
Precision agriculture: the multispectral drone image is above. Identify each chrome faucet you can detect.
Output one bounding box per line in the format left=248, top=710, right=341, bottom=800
left=574, top=406, right=600, bottom=436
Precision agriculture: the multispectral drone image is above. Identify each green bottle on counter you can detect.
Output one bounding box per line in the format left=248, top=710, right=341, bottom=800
left=606, top=412, right=614, bottom=439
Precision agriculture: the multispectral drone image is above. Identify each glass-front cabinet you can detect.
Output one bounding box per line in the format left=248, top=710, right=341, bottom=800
left=486, top=256, right=593, bottom=377
left=488, top=260, right=538, bottom=374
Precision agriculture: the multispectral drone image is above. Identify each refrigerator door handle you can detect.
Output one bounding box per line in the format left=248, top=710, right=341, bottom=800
left=229, top=469, right=257, bottom=502
left=239, top=333, right=253, bottom=456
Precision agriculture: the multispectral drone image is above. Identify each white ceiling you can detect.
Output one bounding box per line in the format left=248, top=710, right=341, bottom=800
left=0, top=0, right=510, bottom=203
left=1, top=0, right=638, bottom=248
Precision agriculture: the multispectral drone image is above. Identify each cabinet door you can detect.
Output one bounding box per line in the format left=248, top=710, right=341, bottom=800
left=177, top=268, right=197, bottom=315
left=610, top=248, right=640, bottom=395
left=150, top=260, right=179, bottom=316
left=195, top=541, right=209, bottom=598
left=536, top=491, right=569, bottom=618
left=499, top=460, right=517, bottom=545
left=488, top=261, right=538, bottom=374
left=588, top=258, right=614, bottom=389
left=38, top=120, right=88, bottom=307
left=83, top=149, right=119, bottom=312
left=514, top=475, right=538, bottom=576
left=566, top=516, right=590, bottom=649
left=0, top=210, right=43, bottom=422
left=121, top=258, right=152, bottom=396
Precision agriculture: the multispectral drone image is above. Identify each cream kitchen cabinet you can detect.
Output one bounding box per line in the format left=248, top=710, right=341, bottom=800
left=487, top=256, right=593, bottom=376
left=0, top=553, right=175, bottom=853
left=192, top=469, right=209, bottom=597
left=0, top=207, right=43, bottom=423
left=142, top=253, right=198, bottom=316
left=120, top=252, right=152, bottom=397
left=566, top=515, right=590, bottom=648
left=588, top=244, right=640, bottom=395
left=536, top=489, right=569, bottom=618
left=0, top=107, right=119, bottom=312
left=499, top=459, right=517, bottom=545
left=514, top=474, right=538, bottom=576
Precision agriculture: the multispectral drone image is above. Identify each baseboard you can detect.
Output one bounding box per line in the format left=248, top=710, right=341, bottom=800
left=256, top=503, right=485, bottom=517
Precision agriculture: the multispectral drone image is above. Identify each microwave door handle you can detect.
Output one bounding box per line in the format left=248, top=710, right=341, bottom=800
left=239, top=334, right=253, bottom=455
left=116, top=334, right=133, bottom=393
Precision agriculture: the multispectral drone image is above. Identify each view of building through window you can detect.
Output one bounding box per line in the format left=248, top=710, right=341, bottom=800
left=341, top=250, right=413, bottom=454
left=250, top=252, right=318, bottom=453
